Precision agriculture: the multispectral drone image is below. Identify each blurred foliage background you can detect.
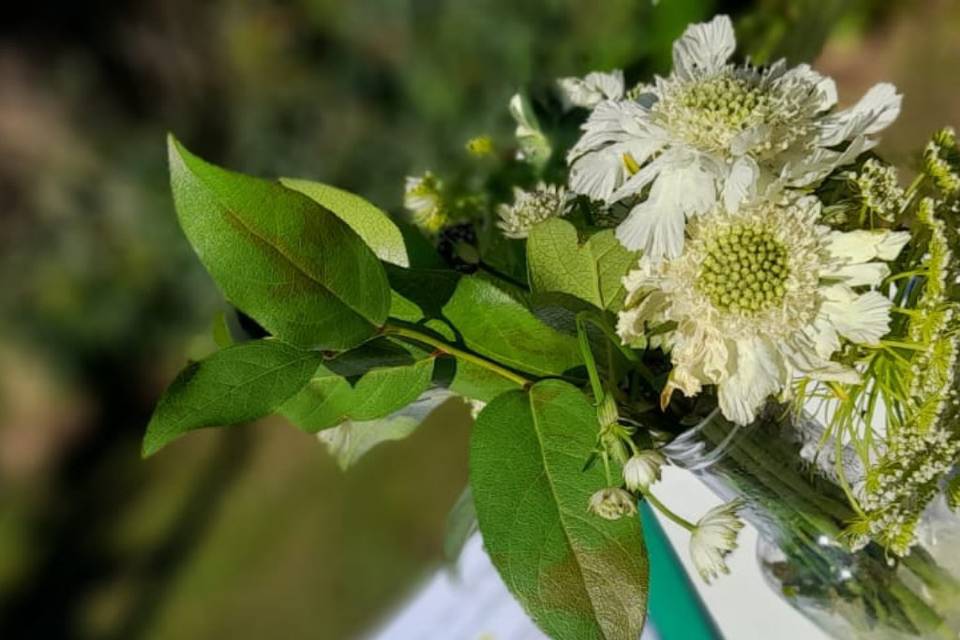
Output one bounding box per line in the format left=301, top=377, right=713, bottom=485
left=1, top=1, right=958, bottom=638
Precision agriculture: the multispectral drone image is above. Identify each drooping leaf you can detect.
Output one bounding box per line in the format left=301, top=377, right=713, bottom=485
left=470, top=380, right=648, bottom=640
left=143, top=339, right=321, bottom=456
left=317, top=388, right=452, bottom=470
left=527, top=219, right=638, bottom=310
left=443, top=484, right=478, bottom=566
left=280, top=178, right=409, bottom=267
left=167, top=135, right=390, bottom=350
left=280, top=345, right=436, bottom=432
left=442, top=275, right=583, bottom=377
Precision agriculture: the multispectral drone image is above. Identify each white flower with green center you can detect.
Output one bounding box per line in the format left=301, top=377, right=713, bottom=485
left=404, top=172, right=447, bottom=233
left=617, top=194, right=910, bottom=425
left=566, top=14, right=902, bottom=258
left=690, top=499, right=746, bottom=583
left=497, top=183, right=568, bottom=239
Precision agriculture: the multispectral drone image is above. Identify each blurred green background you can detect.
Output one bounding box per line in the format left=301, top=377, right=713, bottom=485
left=1, top=1, right=958, bottom=638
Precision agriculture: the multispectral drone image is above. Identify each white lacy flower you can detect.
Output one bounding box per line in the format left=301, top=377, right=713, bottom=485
left=558, top=70, right=625, bottom=109
left=617, top=194, right=909, bottom=425
left=690, top=499, right=746, bottom=583
left=497, top=183, right=568, bottom=239
left=567, top=14, right=902, bottom=258
left=623, top=450, right=666, bottom=491
left=587, top=488, right=637, bottom=521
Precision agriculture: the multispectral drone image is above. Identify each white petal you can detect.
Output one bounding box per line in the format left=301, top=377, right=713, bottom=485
left=616, top=197, right=687, bottom=257
left=722, top=156, right=759, bottom=212
left=820, top=286, right=893, bottom=345
left=818, top=83, right=902, bottom=146
left=718, top=337, right=787, bottom=425
left=782, top=335, right=860, bottom=383
left=615, top=158, right=717, bottom=257
left=569, top=151, right=625, bottom=201
left=822, top=262, right=890, bottom=287
left=558, top=70, right=626, bottom=109
left=825, top=229, right=911, bottom=264
left=783, top=135, right=874, bottom=186
left=672, top=15, right=736, bottom=80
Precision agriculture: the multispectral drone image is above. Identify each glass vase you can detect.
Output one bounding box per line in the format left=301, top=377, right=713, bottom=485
left=662, top=406, right=960, bottom=639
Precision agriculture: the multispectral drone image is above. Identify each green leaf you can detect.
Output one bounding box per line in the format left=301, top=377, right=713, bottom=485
left=280, top=178, right=409, bottom=267
left=470, top=380, right=648, bottom=640
left=442, top=275, right=583, bottom=377
left=527, top=219, right=638, bottom=310
left=280, top=346, right=436, bottom=432
left=317, top=389, right=451, bottom=470
left=167, top=135, right=390, bottom=350
left=443, top=485, right=478, bottom=565
left=385, top=265, right=460, bottom=323
left=143, top=339, right=321, bottom=456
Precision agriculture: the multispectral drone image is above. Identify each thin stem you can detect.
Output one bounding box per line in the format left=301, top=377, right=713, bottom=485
left=575, top=312, right=604, bottom=402
left=382, top=323, right=532, bottom=388
left=642, top=489, right=696, bottom=532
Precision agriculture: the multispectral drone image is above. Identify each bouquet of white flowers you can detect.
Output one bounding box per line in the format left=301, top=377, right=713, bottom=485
left=146, top=15, right=960, bottom=639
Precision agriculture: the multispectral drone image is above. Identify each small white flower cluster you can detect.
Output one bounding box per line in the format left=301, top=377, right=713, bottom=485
left=496, top=183, right=568, bottom=239
left=857, top=428, right=960, bottom=556
left=850, top=158, right=906, bottom=222
left=855, top=194, right=960, bottom=555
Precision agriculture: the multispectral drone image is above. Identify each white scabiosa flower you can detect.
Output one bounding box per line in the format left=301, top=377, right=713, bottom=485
left=623, top=450, right=666, bottom=491
left=617, top=194, right=910, bottom=425
left=587, top=487, right=637, bottom=521
left=404, top=172, right=447, bottom=233
left=497, top=183, right=568, bottom=239
left=690, top=499, right=746, bottom=583
left=558, top=70, right=625, bottom=109
left=566, top=14, right=902, bottom=258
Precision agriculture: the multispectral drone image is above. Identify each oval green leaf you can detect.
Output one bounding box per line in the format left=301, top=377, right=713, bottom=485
left=470, top=380, right=649, bottom=640
left=168, top=135, right=390, bottom=350
left=280, top=178, right=409, bottom=267
left=280, top=346, right=436, bottom=432
left=527, top=218, right=638, bottom=310
left=143, top=339, right=322, bottom=456
left=442, top=276, right=583, bottom=377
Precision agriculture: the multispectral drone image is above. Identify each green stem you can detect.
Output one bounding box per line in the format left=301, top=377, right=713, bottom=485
left=575, top=312, right=604, bottom=402
left=382, top=323, right=532, bottom=388
left=643, top=489, right=696, bottom=532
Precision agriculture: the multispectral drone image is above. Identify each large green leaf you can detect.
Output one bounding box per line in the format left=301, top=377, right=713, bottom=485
left=527, top=219, right=638, bottom=310
left=316, top=388, right=452, bottom=470
left=280, top=178, right=409, bottom=267
left=168, top=135, right=390, bottom=350
left=279, top=344, right=436, bottom=432
left=143, top=339, right=321, bottom=456
left=442, top=276, right=583, bottom=377
left=470, top=380, right=648, bottom=640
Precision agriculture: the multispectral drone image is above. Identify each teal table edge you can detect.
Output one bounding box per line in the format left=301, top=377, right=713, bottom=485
left=641, top=502, right=723, bottom=640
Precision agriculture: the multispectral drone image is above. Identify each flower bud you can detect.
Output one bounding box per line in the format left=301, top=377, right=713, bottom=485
left=623, top=450, right=666, bottom=492
left=587, top=488, right=637, bottom=521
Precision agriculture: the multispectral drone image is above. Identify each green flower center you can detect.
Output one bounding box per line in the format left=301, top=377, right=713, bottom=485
left=696, top=224, right=790, bottom=315
left=655, top=74, right=775, bottom=153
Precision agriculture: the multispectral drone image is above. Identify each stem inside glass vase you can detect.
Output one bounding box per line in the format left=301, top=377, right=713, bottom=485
left=662, top=404, right=960, bottom=640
